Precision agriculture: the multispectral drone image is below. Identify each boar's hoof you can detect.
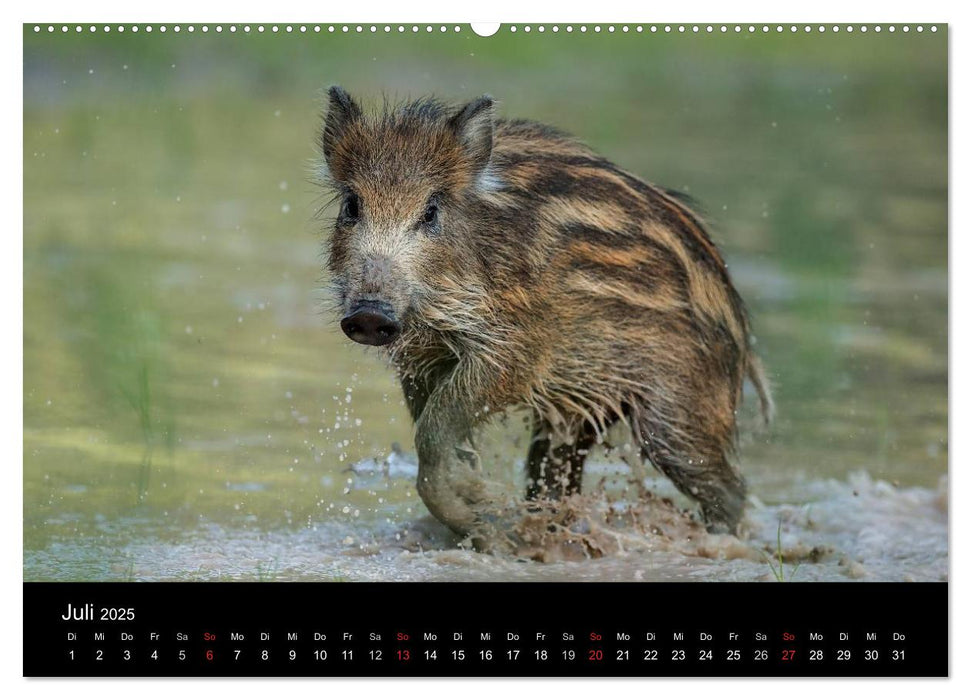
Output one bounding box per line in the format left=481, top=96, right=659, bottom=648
left=416, top=476, right=477, bottom=535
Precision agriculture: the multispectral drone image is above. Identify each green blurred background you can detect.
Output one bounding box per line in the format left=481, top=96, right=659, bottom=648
left=24, top=25, right=947, bottom=580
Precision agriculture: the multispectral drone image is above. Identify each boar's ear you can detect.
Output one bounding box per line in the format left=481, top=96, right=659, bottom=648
left=449, top=95, right=494, bottom=172
left=321, top=86, right=363, bottom=169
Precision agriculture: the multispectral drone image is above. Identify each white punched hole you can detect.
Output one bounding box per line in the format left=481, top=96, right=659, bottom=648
left=471, top=23, right=500, bottom=37
left=29, top=22, right=942, bottom=37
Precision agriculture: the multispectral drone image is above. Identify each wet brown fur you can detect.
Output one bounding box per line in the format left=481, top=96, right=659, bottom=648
left=318, top=88, right=773, bottom=536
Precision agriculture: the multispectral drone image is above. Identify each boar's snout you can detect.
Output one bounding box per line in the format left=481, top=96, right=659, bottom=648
left=340, top=301, right=401, bottom=346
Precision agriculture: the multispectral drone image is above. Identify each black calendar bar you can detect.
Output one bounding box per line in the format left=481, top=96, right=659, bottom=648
left=24, top=582, right=947, bottom=677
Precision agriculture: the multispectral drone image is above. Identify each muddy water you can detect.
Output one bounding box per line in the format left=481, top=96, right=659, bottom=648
left=24, top=453, right=947, bottom=582
left=23, top=30, right=947, bottom=582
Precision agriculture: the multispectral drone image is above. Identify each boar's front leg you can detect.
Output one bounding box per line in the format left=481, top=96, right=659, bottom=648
left=412, top=375, right=487, bottom=535
left=401, top=372, right=432, bottom=423
left=400, top=362, right=455, bottom=423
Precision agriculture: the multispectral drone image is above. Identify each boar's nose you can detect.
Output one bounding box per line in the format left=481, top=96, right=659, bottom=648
left=340, top=302, right=401, bottom=346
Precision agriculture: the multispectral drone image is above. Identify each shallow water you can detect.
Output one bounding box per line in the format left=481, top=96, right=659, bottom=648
left=23, top=29, right=947, bottom=582
left=24, top=455, right=947, bottom=582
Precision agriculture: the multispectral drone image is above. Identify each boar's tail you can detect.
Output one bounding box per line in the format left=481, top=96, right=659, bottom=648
left=746, top=351, right=775, bottom=428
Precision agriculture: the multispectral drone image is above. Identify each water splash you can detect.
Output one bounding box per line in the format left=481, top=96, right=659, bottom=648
left=25, top=468, right=946, bottom=583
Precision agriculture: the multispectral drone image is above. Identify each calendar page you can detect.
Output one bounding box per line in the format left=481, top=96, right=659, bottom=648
left=22, top=20, right=948, bottom=677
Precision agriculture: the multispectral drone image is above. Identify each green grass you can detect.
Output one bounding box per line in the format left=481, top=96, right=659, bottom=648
left=255, top=559, right=280, bottom=582
left=764, top=518, right=802, bottom=583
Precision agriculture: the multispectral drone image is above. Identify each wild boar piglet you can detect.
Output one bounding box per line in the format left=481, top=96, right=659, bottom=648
left=318, top=87, right=773, bottom=537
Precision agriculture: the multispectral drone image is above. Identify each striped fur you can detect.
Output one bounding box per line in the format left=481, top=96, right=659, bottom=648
left=318, top=88, right=772, bottom=536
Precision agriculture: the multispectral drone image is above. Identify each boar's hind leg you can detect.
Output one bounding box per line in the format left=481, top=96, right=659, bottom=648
left=525, top=420, right=597, bottom=501
left=637, top=421, right=745, bottom=534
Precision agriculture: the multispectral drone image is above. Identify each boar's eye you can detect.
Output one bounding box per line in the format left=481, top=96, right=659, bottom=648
left=340, top=192, right=360, bottom=223
left=421, top=201, right=439, bottom=228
